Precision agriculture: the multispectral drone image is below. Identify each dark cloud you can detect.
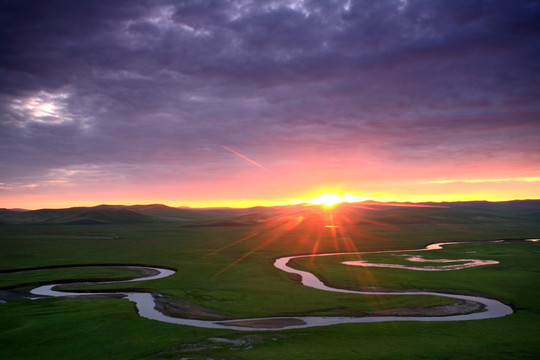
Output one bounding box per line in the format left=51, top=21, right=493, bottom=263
left=1, top=0, right=539, bottom=193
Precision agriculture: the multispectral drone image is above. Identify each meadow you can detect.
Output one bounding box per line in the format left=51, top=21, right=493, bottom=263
left=0, top=202, right=539, bottom=359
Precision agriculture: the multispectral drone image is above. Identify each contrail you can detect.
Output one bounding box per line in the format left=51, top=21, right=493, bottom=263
left=222, top=145, right=273, bottom=173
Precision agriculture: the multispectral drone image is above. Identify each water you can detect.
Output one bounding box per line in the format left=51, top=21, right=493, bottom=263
left=28, top=242, right=516, bottom=330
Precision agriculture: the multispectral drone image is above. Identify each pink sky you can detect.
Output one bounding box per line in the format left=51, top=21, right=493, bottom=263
left=1, top=1, right=539, bottom=209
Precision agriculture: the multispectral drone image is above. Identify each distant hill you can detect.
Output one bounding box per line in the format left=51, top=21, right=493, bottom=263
left=0, top=206, right=152, bottom=225
left=0, top=203, right=261, bottom=225
left=343, top=200, right=540, bottom=225
left=0, top=200, right=538, bottom=226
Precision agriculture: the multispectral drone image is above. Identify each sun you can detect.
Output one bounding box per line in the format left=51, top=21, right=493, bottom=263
left=307, top=193, right=367, bottom=207
left=308, top=193, right=343, bottom=207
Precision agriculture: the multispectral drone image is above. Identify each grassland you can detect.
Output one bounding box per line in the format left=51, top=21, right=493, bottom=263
left=0, top=201, right=539, bottom=359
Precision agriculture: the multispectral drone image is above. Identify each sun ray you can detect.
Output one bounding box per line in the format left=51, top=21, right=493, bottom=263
left=211, top=209, right=307, bottom=277
left=202, top=231, right=261, bottom=259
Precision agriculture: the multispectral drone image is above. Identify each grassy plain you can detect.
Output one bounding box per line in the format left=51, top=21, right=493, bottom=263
left=0, top=203, right=539, bottom=359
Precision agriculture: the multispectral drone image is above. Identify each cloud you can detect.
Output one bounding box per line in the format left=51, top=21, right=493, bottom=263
left=426, top=177, right=540, bottom=184
left=1, top=0, right=539, bottom=204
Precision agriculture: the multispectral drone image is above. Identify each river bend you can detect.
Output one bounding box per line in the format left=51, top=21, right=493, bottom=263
left=24, top=241, right=518, bottom=331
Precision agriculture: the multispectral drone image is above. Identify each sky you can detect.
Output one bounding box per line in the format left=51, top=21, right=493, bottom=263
left=1, top=0, right=540, bottom=209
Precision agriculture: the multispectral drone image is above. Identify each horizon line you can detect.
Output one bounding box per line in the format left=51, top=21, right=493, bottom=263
left=4, top=198, right=540, bottom=212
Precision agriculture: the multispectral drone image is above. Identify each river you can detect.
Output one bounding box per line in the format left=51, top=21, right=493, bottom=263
left=27, top=240, right=519, bottom=331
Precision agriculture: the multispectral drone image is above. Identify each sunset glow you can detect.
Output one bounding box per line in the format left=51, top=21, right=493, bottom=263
left=1, top=1, right=539, bottom=210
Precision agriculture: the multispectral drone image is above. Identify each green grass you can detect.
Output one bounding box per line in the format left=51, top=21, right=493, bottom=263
left=0, top=220, right=539, bottom=359
left=291, top=241, right=540, bottom=308
left=0, top=267, right=142, bottom=289
left=0, top=298, right=234, bottom=360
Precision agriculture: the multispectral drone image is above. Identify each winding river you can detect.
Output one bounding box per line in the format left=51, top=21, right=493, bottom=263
left=24, top=241, right=519, bottom=331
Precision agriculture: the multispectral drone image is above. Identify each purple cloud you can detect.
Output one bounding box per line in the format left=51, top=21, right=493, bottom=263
left=1, top=0, right=539, bottom=200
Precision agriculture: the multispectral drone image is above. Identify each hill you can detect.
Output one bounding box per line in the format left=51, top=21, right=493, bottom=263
left=0, top=200, right=539, bottom=226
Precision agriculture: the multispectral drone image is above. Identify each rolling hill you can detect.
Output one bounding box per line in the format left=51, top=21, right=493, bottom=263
left=0, top=200, right=539, bottom=226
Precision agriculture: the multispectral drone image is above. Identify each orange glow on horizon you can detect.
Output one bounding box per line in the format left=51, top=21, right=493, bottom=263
left=2, top=175, right=540, bottom=210
left=3, top=191, right=540, bottom=210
